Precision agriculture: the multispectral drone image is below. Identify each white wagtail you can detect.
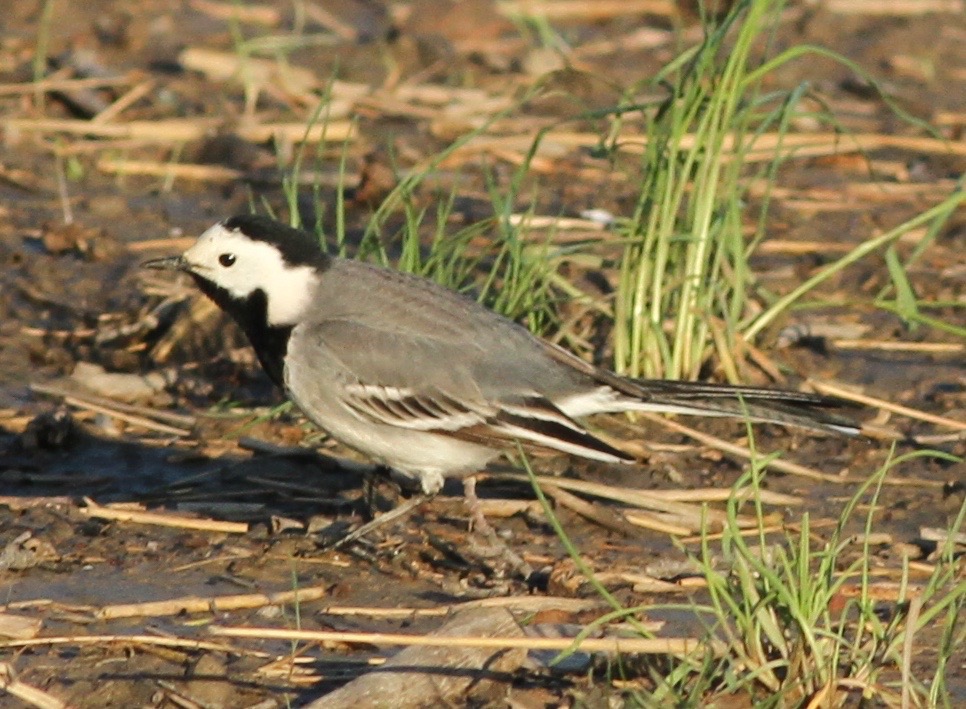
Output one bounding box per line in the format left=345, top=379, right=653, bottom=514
left=143, top=214, right=859, bottom=496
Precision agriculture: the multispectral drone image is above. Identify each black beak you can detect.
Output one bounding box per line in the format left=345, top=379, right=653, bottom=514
left=141, top=255, right=189, bottom=271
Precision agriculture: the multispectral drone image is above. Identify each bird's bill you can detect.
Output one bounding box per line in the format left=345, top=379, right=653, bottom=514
left=141, top=255, right=189, bottom=271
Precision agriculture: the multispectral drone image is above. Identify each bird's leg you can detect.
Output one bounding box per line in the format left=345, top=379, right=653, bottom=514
left=462, top=476, right=533, bottom=579
left=323, top=493, right=431, bottom=551
left=360, top=467, right=378, bottom=521
left=462, top=476, right=494, bottom=536
left=321, top=465, right=424, bottom=550
left=359, top=464, right=400, bottom=521
left=324, top=472, right=533, bottom=580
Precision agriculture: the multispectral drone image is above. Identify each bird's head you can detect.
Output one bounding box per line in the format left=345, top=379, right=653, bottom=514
left=142, top=215, right=329, bottom=327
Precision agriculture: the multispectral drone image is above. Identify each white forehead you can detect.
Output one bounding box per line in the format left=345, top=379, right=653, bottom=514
left=184, top=222, right=320, bottom=326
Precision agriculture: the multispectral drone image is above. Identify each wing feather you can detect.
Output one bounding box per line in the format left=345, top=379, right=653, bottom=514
left=340, top=381, right=633, bottom=463
left=342, top=383, right=488, bottom=431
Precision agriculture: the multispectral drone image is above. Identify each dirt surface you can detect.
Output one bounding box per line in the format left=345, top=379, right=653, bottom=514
left=0, top=1, right=964, bottom=707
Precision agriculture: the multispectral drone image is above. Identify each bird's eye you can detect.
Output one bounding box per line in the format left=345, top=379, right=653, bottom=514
left=218, top=253, right=236, bottom=267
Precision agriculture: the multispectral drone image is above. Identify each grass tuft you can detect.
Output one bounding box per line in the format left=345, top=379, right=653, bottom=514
left=610, top=0, right=965, bottom=381
left=624, top=441, right=965, bottom=705
left=613, top=0, right=788, bottom=381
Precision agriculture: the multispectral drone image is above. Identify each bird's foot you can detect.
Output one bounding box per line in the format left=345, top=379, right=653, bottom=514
left=462, top=477, right=533, bottom=580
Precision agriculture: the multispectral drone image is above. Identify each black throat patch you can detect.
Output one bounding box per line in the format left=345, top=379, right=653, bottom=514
left=190, top=274, right=292, bottom=388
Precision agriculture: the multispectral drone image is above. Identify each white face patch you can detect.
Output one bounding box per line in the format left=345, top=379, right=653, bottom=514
left=183, top=222, right=321, bottom=326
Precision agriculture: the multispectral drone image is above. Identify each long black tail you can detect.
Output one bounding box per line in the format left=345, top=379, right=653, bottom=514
left=539, top=339, right=863, bottom=436
left=623, top=378, right=862, bottom=436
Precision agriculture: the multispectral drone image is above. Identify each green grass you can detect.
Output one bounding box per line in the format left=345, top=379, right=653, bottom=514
left=665, top=448, right=964, bottom=706
left=520, top=435, right=964, bottom=706
left=32, top=0, right=57, bottom=111
left=605, top=0, right=965, bottom=380
left=609, top=0, right=785, bottom=381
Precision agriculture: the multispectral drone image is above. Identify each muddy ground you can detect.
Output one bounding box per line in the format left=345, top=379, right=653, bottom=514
left=0, top=1, right=964, bottom=707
